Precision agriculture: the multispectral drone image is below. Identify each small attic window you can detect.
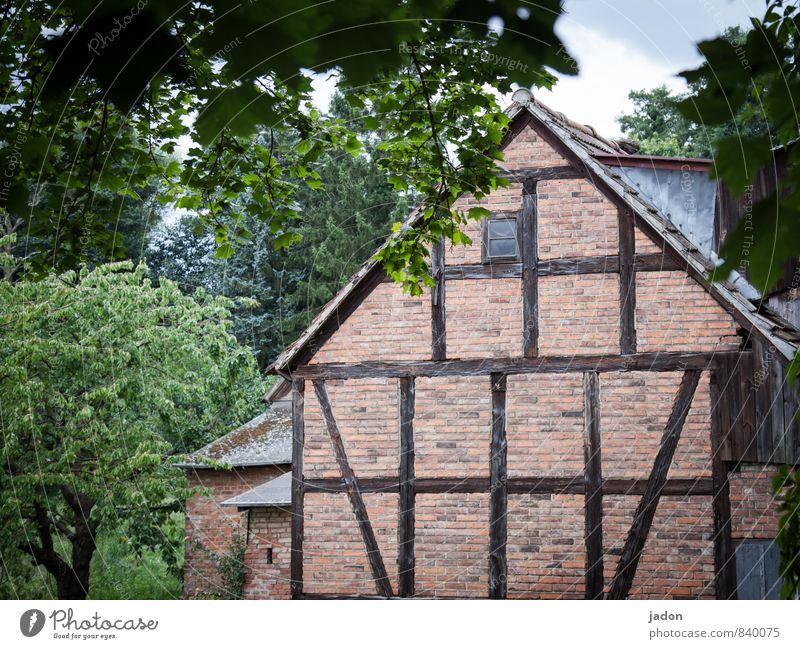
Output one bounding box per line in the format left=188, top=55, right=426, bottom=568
left=483, top=216, right=520, bottom=262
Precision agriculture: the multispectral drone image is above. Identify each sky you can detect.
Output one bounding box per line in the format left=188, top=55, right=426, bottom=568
left=310, top=0, right=763, bottom=139
left=535, top=0, right=761, bottom=136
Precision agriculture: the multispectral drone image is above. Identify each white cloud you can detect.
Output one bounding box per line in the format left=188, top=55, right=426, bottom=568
left=310, top=69, right=339, bottom=113
left=535, top=22, right=688, bottom=138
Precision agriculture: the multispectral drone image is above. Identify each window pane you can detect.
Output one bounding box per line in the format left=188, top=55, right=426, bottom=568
left=489, top=219, right=516, bottom=239
left=489, top=237, right=518, bottom=258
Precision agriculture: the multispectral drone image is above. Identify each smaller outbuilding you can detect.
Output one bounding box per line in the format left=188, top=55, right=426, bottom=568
left=178, top=387, right=292, bottom=599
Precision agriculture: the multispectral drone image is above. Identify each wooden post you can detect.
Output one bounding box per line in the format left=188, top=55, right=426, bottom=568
left=583, top=371, right=604, bottom=599
left=618, top=208, right=637, bottom=354
left=521, top=186, right=539, bottom=358
left=431, top=237, right=446, bottom=361
left=398, top=376, right=416, bottom=597
left=709, top=369, right=737, bottom=599
left=290, top=378, right=305, bottom=599
left=313, top=380, right=394, bottom=597
left=607, top=370, right=701, bottom=599
left=489, top=373, right=508, bottom=598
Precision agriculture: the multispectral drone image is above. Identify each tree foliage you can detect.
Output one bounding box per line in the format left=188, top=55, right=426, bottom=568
left=679, top=5, right=799, bottom=296
left=0, top=260, right=264, bottom=598
left=148, top=92, right=411, bottom=365
left=1, top=1, right=575, bottom=289
left=616, top=84, right=765, bottom=158
left=677, top=2, right=800, bottom=598
left=616, top=30, right=765, bottom=158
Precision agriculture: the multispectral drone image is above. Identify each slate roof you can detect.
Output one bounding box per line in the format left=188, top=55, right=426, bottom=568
left=268, top=95, right=800, bottom=371
left=176, top=408, right=292, bottom=468
left=221, top=472, right=292, bottom=508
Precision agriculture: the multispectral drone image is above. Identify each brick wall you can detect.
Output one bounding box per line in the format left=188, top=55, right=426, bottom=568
left=310, top=282, right=431, bottom=364
left=538, top=178, right=618, bottom=259
left=304, top=377, right=399, bottom=479
left=415, top=375, right=490, bottom=478
left=415, top=493, right=489, bottom=598
left=636, top=271, right=740, bottom=352
left=539, top=273, right=621, bottom=355
left=244, top=509, right=292, bottom=599
left=729, top=463, right=782, bottom=540
left=446, top=279, right=522, bottom=358
left=604, top=495, right=715, bottom=599
left=290, top=120, right=773, bottom=600
left=506, top=373, right=584, bottom=477
left=600, top=371, right=713, bottom=479
left=507, top=494, right=585, bottom=598
left=183, top=466, right=289, bottom=599
left=303, top=492, right=398, bottom=596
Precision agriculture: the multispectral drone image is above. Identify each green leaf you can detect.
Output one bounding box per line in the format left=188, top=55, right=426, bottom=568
left=387, top=175, right=408, bottom=191
left=711, top=134, right=775, bottom=195
left=467, top=207, right=491, bottom=220
left=272, top=231, right=302, bottom=250
left=194, top=85, right=278, bottom=145
left=215, top=243, right=235, bottom=259
left=344, top=134, right=363, bottom=156
left=714, top=195, right=800, bottom=292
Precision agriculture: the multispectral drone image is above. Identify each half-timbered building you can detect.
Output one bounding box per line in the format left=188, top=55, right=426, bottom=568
left=184, top=94, right=800, bottom=599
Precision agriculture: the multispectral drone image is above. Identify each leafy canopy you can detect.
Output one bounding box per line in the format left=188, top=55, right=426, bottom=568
left=679, top=3, right=800, bottom=598
left=677, top=4, right=800, bottom=295
left=1, top=1, right=575, bottom=291
left=0, top=258, right=264, bottom=598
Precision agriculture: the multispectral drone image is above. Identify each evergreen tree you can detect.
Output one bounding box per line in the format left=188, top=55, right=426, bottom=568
left=147, top=93, right=409, bottom=367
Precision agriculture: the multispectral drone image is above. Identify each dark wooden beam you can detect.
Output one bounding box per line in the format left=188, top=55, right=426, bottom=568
left=304, top=476, right=714, bottom=497
left=489, top=373, right=508, bottom=599
left=290, top=378, right=305, bottom=599
left=312, top=380, right=394, bottom=597
left=607, top=370, right=702, bottom=599
left=539, top=255, right=617, bottom=276
left=398, top=376, right=415, bottom=597
left=430, top=238, right=446, bottom=361
left=442, top=253, right=681, bottom=281
left=633, top=252, right=684, bottom=272
left=500, top=164, right=584, bottom=184
left=445, top=262, right=522, bottom=280
left=583, top=371, right=604, bottom=599
left=522, top=188, right=539, bottom=358
left=709, top=369, right=737, bottom=599
left=618, top=208, right=637, bottom=355
left=293, top=351, right=744, bottom=380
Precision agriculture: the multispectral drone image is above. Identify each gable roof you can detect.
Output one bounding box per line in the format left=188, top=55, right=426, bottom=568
left=176, top=408, right=292, bottom=469
left=270, top=97, right=799, bottom=371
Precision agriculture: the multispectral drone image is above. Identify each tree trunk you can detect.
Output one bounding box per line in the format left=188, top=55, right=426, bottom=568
left=56, top=524, right=96, bottom=600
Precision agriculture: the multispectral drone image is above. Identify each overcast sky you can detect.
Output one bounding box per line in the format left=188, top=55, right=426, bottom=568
left=535, top=0, right=761, bottom=136
left=309, top=0, right=763, bottom=139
